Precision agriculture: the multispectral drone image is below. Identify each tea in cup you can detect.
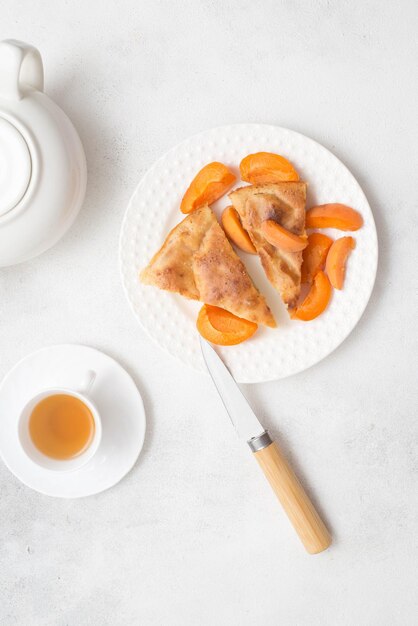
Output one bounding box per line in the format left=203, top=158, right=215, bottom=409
left=18, top=371, right=101, bottom=471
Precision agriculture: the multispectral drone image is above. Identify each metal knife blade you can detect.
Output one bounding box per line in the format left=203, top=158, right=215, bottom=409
left=199, top=337, right=265, bottom=442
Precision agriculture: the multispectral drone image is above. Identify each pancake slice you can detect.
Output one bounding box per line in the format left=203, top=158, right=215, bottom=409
left=229, top=182, right=307, bottom=309
left=140, top=205, right=276, bottom=327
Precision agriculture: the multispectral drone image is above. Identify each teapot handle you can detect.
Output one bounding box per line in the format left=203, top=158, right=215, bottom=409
left=0, top=39, right=44, bottom=101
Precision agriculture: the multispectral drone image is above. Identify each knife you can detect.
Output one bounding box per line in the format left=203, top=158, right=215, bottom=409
left=200, top=337, right=331, bottom=554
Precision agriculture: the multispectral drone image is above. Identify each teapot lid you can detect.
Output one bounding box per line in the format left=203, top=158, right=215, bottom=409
left=0, top=40, right=41, bottom=218
left=0, top=117, right=31, bottom=216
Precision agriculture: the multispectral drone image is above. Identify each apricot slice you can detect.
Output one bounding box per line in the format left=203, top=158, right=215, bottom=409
left=290, top=271, right=332, bottom=321
left=180, top=162, right=236, bottom=214
left=221, top=206, right=256, bottom=254
left=325, top=236, right=356, bottom=290
left=197, top=305, right=258, bottom=345
left=305, top=204, right=363, bottom=231
left=240, top=152, right=299, bottom=184
left=301, top=233, right=334, bottom=284
left=261, top=220, right=307, bottom=252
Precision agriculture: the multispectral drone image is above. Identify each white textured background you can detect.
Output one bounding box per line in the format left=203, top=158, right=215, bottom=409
left=1, top=1, right=417, bottom=624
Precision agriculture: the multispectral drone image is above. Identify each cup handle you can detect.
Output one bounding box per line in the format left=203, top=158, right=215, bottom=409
left=77, top=370, right=96, bottom=396
left=0, top=39, right=44, bottom=100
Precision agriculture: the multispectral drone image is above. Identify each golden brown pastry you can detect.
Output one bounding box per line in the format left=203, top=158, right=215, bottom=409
left=140, top=205, right=276, bottom=327
left=229, top=182, right=306, bottom=309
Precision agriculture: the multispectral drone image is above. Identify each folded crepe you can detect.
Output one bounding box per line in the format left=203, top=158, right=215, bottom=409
left=140, top=204, right=276, bottom=327
left=229, top=182, right=307, bottom=309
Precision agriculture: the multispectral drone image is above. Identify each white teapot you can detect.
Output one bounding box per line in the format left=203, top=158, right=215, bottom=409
left=0, top=40, right=87, bottom=266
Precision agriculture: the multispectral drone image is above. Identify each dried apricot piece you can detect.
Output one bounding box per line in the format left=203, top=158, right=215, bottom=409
left=306, top=204, right=363, bottom=231
left=290, top=271, right=332, bottom=321
left=180, top=162, right=236, bottom=214
left=240, top=152, right=299, bottom=184
left=221, top=206, right=256, bottom=254
left=325, top=236, right=356, bottom=290
left=197, top=305, right=258, bottom=345
left=261, top=220, right=307, bottom=252
left=301, top=233, right=334, bottom=283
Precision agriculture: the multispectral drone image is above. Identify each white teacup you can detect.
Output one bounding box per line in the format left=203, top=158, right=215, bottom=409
left=17, top=370, right=102, bottom=472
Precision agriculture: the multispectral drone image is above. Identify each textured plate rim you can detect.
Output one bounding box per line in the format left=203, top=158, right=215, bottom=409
left=119, top=123, right=378, bottom=383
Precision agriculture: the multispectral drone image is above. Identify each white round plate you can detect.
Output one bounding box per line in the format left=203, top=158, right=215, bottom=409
left=120, top=124, right=378, bottom=383
left=0, top=345, right=146, bottom=498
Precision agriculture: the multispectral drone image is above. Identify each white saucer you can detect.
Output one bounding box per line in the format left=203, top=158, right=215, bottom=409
left=0, top=345, right=146, bottom=498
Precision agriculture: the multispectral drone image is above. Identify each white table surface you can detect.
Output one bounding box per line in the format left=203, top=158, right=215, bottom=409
left=1, top=1, right=417, bottom=625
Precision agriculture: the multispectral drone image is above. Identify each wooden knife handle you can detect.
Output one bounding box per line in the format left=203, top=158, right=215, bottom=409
left=250, top=432, right=331, bottom=554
